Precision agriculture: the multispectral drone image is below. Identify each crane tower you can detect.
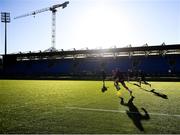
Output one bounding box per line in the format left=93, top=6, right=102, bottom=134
left=14, top=1, right=69, bottom=51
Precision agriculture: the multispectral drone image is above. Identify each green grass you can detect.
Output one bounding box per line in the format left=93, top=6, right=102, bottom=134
left=0, top=80, right=180, bottom=134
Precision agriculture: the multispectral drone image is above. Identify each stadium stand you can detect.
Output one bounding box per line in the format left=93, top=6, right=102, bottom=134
left=0, top=44, right=180, bottom=80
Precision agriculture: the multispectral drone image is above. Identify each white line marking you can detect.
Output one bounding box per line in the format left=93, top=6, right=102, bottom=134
left=66, top=106, right=180, bottom=118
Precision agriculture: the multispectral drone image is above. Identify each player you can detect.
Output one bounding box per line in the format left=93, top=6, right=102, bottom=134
left=112, top=68, right=132, bottom=95
left=139, top=71, right=151, bottom=87
left=101, top=70, right=107, bottom=92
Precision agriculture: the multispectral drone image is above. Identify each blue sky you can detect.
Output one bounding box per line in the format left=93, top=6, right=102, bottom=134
left=0, top=0, right=180, bottom=54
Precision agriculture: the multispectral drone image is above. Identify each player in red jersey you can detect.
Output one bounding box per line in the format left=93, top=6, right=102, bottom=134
left=112, top=68, right=132, bottom=95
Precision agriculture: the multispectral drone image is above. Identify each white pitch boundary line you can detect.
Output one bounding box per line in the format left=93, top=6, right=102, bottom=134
left=66, top=106, right=180, bottom=118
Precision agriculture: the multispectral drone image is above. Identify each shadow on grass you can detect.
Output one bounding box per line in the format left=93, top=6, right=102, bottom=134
left=149, top=89, right=168, bottom=99
left=120, top=96, right=150, bottom=131
left=131, top=82, right=168, bottom=99
left=132, top=83, right=141, bottom=87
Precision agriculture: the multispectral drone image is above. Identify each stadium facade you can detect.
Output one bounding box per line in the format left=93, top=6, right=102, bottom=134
left=0, top=44, right=180, bottom=80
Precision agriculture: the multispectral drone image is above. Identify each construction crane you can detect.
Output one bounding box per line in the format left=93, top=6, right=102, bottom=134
left=14, top=1, right=69, bottom=51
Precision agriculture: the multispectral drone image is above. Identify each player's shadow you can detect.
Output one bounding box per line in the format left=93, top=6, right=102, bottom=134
left=132, top=83, right=141, bottom=87
left=140, top=87, right=168, bottom=99
left=120, top=96, right=150, bottom=131
left=131, top=83, right=168, bottom=99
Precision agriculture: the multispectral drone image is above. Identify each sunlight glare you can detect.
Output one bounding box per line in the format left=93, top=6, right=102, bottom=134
left=74, top=2, right=133, bottom=49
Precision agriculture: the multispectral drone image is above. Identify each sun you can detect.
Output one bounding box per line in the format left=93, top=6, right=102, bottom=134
left=72, top=2, right=133, bottom=49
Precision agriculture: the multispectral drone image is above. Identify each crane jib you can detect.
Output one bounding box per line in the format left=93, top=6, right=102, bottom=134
left=14, top=1, right=69, bottom=19
left=13, top=1, right=69, bottom=51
